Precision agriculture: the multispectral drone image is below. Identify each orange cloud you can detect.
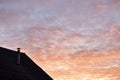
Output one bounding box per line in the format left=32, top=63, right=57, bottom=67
left=116, top=0, right=120, bottom=5
left=96, top=4, right=108, bottom=9
left=33, top=49, right=120, bottom=80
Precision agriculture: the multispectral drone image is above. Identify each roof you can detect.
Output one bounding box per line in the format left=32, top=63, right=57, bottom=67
left=0, top=47, right=53, bottom=80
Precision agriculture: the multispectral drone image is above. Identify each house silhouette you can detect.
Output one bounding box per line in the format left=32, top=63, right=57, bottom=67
left=0, top=47, right=53, bottom=80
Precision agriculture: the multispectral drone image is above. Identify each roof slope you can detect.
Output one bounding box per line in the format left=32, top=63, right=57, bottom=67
left=0, top=47, right=53, bottom=80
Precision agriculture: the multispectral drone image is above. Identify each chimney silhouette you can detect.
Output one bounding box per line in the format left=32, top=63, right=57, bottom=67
left=17, top=48, right=21, bottom=65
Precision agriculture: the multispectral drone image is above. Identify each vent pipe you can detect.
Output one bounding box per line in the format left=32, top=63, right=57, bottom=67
left=17, top=48, right=21, bottom=65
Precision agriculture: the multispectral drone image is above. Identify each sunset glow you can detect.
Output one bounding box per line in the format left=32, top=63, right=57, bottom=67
left=0, top=0, right=120, bottom=80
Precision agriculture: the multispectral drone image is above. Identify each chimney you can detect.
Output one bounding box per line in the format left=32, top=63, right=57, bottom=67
left=17, top=48, right=21, bottom=65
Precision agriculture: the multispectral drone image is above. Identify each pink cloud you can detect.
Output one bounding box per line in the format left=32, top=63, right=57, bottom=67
left=116, top=0, right=120, bottom=5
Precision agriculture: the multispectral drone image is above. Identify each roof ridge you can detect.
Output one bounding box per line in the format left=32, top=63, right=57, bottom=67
left=0, top=47, right=25, bottom=54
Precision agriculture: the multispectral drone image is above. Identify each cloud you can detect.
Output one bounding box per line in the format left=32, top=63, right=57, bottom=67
left=0, top=0, right=120, bottom=79
left=33, top=49, right=120, bottom=80
left=1, top=24, right=120, bottom=55
left=116, top=0, right=120, bottom=5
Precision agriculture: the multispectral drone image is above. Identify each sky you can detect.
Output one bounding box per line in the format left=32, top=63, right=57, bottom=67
left=0, top=0, right=120, bottom=80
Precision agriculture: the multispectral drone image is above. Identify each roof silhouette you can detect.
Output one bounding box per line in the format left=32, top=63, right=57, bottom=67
left=0, top=47, right=53, bottom=80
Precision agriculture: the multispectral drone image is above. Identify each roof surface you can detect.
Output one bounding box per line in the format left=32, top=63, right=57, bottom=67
left=0, top=47, right=53, bottom=80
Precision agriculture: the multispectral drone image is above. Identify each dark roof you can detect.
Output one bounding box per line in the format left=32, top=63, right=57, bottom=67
left=0, top=47, right=53, bottom=80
